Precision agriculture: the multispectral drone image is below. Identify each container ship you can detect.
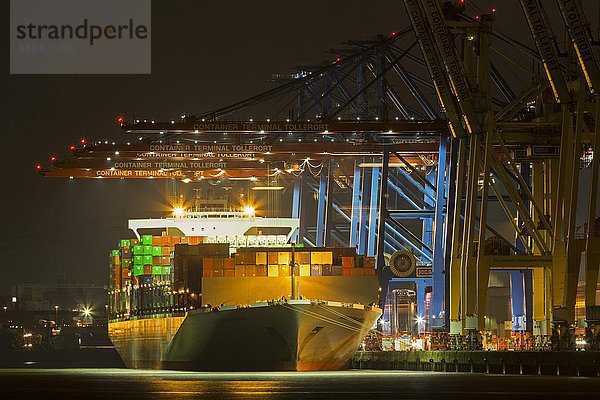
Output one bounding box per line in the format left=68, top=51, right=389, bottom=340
left=107, top=209, right=381, bottom=371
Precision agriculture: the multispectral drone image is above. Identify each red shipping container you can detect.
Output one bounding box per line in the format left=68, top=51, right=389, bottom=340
left=203, top=268, right=213, bottom=278
left=224, top=258, right=235, bottom=269
left=189, top=236, right=202, bottom=245
left=342, top=268, right=353, bottom=276
left=364, top=268, right=376, bottom=276
left=212, top=269, right=224, bottom=277
left=352, top=268, right=364, bottom=276
left=342, top=256, right=354, bottom=269
left=143, top=265, right=152, bottom=275
left=223, top=269, right=235, bottom=278
left=203, top=258, right=213, bottom=268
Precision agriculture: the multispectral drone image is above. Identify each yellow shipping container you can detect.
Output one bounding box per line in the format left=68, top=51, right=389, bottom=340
left=278, top=251, right=291, bottom=265
left=256, top=252, right=267, bottom=265
left=278, top=265, right=290, bottom=276
left=299, top=265, right=311, bottom=276
left=321, top=251, right=333, bottom=264
left=268, top=265, right=279, bottom=277
left=310, top=252, right=322, bottom=264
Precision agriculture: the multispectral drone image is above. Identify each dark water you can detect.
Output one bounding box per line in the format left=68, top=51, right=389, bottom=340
left=1, top=369, right=599, bottom=399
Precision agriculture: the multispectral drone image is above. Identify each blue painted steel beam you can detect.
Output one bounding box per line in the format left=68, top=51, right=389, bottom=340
left=315, top=167, right=328, bottom=247
left=388, top=179, right=421, bottom=209
left=393, top=167, right=436, bottom=204
left=431, top=135, right=448, bottom=327
left=324, top=160, right=335, bottom=247
left=367, top=167, right=380, bottom=257
left=358, top=168, right=371, bottom=255
left=386, top=220, right=433, bottom=262
left=389, top=172, right=432, bottom=209
left=388, top=210, right=435, bottom=219
left=350, top=162, right=362, bottom=248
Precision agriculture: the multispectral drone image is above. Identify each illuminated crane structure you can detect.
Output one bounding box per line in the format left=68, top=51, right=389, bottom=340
left=39, top=1, right=599, bottom=350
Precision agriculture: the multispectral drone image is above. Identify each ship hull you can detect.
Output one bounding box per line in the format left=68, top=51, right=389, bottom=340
left=109, top=300, right=381, bottom=371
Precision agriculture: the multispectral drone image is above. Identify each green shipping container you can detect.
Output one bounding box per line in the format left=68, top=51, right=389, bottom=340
left=133, top=255, right=143, bottom=265
left=162, top=266, right=171, bottom=275
left=152, top=266, right=162, bottom=275
left=133, top=245, right=143, bottom=255
left=152, top=246, right=162, bottom=256
left=133, top=265, right=144, bottom=276
left=142, top=235, right=153, bottom=245
left=143, top=245, right=153, bottom=255
left=143, top=255, right=153, bottom=265
left=120, top=239, right=131, bottom=248
left=111, top=249, right=119, bottom=257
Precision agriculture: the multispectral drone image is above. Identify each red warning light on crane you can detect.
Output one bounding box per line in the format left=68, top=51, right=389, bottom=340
left=335, top=57, right=342, bottom=63
left=50, top=156, right=57, bottom=162
left=69, top=145, right=76, bottom=151
left=117, top=116, right=124, bottom=124
left=81, top=138, right=87, bottom=144
left=491, top=7, right=496, bottom=13
left=35, top=165, right=42, bottom=171
left=391, top=31, right=397, bottom=37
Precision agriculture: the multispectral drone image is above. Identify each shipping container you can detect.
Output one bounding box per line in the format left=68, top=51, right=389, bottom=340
left=364, top=268, right=376, bottom=276
left=224, top=258, right=235, bottom=269
left=342, top=256, right=354, bottom=269
left=310, top=252, right=321, bottom=264
left=267, top=251, right=278, bottom=265
left=143, top=265, right=152, bottom=275
left=322, top=264, right=332, bottom=276
left=161, top=246, right=171, bottom=256
left=133, top=255, right=143, bottom=265
left=256, top=265, right=267, bottom=277
left=130, top=238, right=140, bottom=246
left=311, top=265, right=322, bottom=276
left=343, top=268, right=353, bottom=276
left=143, top=255, right=153, bottom=265
left=162, top=266, right=171, bottom=275
left=120, top=239, right=131, bottom=248
left=364, top=256, right=376, bottom=269
left=267, top=265, right=279, bottom=277
left=278, top=251, right=291, bottom=265
left=133, top=264, right=144, bottom=276
left=152, top=236, right=168, bottom=246
left=203, top=268, right=213, bottom=278
left=296, top=252, right=310, bottom=264
left=133, top=245, right=143, bottom=255
left=255, top=252, right=267, bottom=265
left=152, top=246, right=162, bottom=256
left=332, top=265, right=343, bottom=276
left=142, top=235, right=153, bottom=245
left=278, top=265, right=290, bottom=277
left=235, top=265, right=245, bottom=277
left=223, top=269, right=235, bottom=278
left=152, top=266, right=163, bottom=275
left=111, top=249, right=120, bottom=257
left=299, top=265, right=311, bottom=276
left=245, top=265, right=257, bottom=277
left=121, top=248, right=132, bottom=258
left=122, top=258, right=132, bottom=267
left=352, top=268, right=364, bottom=276
left=212, top=269, right=224, bottom=277
left=143, top=245, right=153, bottom=255
left=188, top=236, right=202, bottom=245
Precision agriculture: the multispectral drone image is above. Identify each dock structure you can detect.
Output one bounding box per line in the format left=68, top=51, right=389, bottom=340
left=39, top=0, right=600, bottom=352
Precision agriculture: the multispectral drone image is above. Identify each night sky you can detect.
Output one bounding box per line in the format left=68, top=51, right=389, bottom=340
left=3, top=1, right=599, bottom=293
